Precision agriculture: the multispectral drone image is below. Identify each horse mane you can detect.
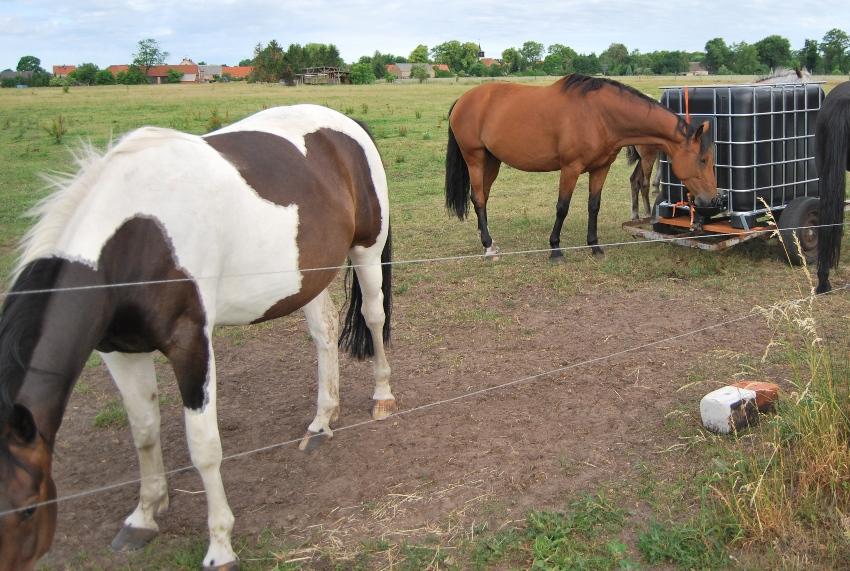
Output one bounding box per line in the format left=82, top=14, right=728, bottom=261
left=0, top=258, right=65, bottom=426
left=12, top=127, right=197, bottom=284
left=12, top=141, right=109, bottom=283
left=757, top=67, right=812, bottom=84
left=562, top=74, right=711, bottom=156
left=817, top=82, right=850, bottom=276
left=561, top=74, right=659, bottom=105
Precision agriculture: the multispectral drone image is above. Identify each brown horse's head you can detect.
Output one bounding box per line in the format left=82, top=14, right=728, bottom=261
left=0, top=405, right=56, bottom=571
left=668, top=120, right=719, bottom=208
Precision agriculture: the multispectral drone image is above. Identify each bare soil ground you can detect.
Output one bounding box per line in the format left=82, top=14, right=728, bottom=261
left=38, top=268, right=832, bottom=569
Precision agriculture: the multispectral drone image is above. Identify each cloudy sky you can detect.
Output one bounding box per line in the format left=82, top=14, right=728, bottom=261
left=2, top=0, right=848, bottom=70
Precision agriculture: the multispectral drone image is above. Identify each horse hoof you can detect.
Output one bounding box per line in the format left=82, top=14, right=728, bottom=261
left=298, top=430, right=331, bottom=452
left=372, top=399, right=397, bottom=421
left=484, top=246, right=501, bottom=261
left=202, top=560, right=240, bottom=571
left=591, top=246, right=605, bottom=259
left=548, top=253, right=566, bottom=264
left=111, top=525, right=158, bottom=552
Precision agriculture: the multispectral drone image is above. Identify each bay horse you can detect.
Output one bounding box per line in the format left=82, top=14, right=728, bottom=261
left=444, top=74, right=718, bottom=261
left=0, top=104, right=394, bottom=570
left=816, top=80, right=850, bottom=293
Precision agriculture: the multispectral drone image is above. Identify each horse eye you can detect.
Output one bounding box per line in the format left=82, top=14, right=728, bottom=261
left=20, top=506, right=37, bottom=520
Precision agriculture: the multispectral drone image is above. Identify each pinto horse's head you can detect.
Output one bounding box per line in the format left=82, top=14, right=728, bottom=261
left=668, top=120, right=719, bottom=209
left=0, top=405, right=56, bottom=571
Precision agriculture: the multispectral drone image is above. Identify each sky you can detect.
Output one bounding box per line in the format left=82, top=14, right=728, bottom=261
left=2, top=0, right=849, bottom=71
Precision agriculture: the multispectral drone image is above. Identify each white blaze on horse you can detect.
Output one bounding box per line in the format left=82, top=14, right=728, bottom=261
left=0, top=104, right=394, bottom=571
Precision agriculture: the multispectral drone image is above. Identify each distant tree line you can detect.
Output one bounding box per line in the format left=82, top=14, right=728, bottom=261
left=5, top=29, right=850, bottom=89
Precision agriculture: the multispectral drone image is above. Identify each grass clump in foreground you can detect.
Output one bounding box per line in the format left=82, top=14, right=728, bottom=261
left=708, top=269, right=850, bottom=566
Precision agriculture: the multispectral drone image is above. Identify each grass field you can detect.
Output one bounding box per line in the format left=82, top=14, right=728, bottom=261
left=2, top=77, right=850, bottom=570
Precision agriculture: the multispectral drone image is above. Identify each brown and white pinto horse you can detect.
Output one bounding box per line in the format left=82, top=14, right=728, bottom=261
left=0, top=104, right=393, bottom=570
left=445, top=74, right=718, bottom=260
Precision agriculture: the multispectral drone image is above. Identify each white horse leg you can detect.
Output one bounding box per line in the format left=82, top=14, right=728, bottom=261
left=299, top=289, right=340, bottom=449
left=183, top=341, right=237, bottom=570
left=349, top=251, right=395, bottom=420
left=100, top=351, right=169, bottom=551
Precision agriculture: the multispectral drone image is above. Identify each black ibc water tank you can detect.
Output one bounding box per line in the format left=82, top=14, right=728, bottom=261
left=658, top=83, right=824, bottom=217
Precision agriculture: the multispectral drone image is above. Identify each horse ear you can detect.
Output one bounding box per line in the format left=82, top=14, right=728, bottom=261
left=8, top=404, right=38, bottom=445
left=693, top=120, right=710, bottom=141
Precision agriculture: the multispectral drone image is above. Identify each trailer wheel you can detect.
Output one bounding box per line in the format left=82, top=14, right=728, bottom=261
left=777, top=196, right=819, bottom=266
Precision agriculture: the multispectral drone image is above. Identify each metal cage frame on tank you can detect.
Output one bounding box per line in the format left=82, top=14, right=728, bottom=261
left=656, top=82, right=824, bottom=230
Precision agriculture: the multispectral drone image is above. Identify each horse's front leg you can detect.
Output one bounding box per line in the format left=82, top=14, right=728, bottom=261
left=549, top=167, right=580, bottom=262
left=299, top=289, right=340, bottom=450
left=168, top=322, right=237, bottom=570
left=587, top=166, right=611, bottom=258
left=101, top=351, right=169, bottom=552
left=628, top=161, right=644, bottom=220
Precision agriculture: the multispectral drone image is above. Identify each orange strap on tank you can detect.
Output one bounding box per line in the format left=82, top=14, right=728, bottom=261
left=684, top=86, right=690, bottom=125
left=687, top=192, right=695, bottom=227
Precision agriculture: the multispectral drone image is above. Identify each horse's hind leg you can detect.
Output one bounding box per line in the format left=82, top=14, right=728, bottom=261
left=100, top=351, right=168, bottom=552
left=468, top=149, right=501, bottom=259
left=349, top=249, right=395, bottom=420
left=587, top=165, right=611, bottom=258
left=299, top=289, right=340, bottom=449
left=640, top=150, right=657, bottom=216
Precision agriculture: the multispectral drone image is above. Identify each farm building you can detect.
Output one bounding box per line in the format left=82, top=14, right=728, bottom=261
left=295, top=66, right=350, bottom=85
left=146, top=64, right=198, bottom=84
left=52, top=65, right=76, bottom=78
left=385, top=63, right=449, bottom=79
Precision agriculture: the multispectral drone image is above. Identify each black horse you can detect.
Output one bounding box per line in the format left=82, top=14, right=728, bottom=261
left=816, top=81, right=850, bottom=294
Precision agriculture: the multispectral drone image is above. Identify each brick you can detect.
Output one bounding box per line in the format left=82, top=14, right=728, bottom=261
left=731, top=381, right=779, bottom=412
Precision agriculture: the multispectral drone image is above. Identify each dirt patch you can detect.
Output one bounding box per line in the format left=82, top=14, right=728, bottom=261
left=42, top=281, right=805, bottom=566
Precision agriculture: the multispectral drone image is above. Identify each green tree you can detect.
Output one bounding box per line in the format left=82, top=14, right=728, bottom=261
left=799, top=39, right=821, bottom=72
left=821, top=28, right=850, bottom=73
left=519, top=41, right=545, bottom=70
left=238, top=58, right=253, bottom=66
left=70, top=62, right=99, bottom=85
left=411, top=64, right=429, bottom=83
left=501, top=47, right=522, bottom=73
left=252, top=40, right=286, bottom=82
left=409, top=44, right=429, bottom=63
left=16, top=55, right=42, bottom=72
left=116, top=64, right=148, bottom=85
left=166, top=68, right=182, bottom=83
left=133, top=38, right=168, bottom=74
left=94, top=69, right=115, bottom=85
left=600, top=43, right=630, bottom=75
left=431, top=40, right=479, bottom=73
left=704, top=38, right=732, bottom=73
left=543, top=44, right=577, bottom=75
left=731, top=42, right=765, bottom=74
left=572, top=53, right=601, bottom=75
left=350, top=62, right=376, bottom=84
left=754, top=35, right=792, bottom=69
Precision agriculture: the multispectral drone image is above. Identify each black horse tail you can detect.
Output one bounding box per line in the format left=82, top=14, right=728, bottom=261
left=816, top=94, right=850, bottom=293
left=445, top=102, right=471, bottom=220
left=339, top=224, right=392, bottom=359
left=625, top=145, right=641, bottom=165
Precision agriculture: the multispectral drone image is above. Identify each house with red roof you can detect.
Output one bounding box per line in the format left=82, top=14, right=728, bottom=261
left=52, top=65, right=76, bottom=78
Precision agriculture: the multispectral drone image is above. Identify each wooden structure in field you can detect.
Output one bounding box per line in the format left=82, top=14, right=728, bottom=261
left=295, top=66, right=350, bottom=85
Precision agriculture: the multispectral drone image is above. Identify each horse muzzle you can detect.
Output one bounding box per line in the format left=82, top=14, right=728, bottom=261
left=693, top=194, right=725, bottom=216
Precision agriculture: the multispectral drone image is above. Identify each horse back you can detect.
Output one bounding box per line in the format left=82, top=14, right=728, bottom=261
left=451, top=81, right=578, bottom=171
